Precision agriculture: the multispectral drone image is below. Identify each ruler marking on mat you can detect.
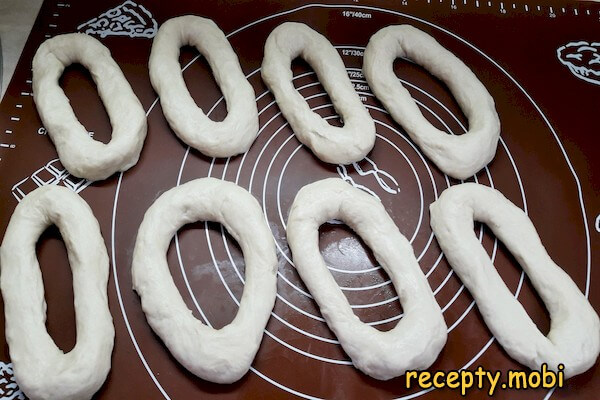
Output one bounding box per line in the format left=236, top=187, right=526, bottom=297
left=408, top=0, right=599, bottom=19
left=2, top=0, right=69, bottom=165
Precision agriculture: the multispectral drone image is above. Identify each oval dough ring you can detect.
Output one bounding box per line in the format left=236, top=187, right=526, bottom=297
left=429, top=183, right=600, bottom=378
left=261, top=22, right=376, bottom=165
left=363, top=25, right=500, bottom=180
left=149, top=15, right=259, bottom=157
left=132, top=178, right=278, bottom=384
left=0, top=185, right=114, bottom=400
left=32, top=33, right=147, bottom=181
left=286, top=178, right=447, bottom=380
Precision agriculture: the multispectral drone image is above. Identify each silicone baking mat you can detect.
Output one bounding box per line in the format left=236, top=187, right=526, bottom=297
left=0, top=0, right=599, bottom=399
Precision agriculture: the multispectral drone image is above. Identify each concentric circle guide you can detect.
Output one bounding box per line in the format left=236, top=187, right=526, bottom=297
left=110, top=4, right=591, bottom=399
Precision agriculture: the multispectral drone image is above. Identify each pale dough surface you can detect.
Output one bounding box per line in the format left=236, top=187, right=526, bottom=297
left=132, top=178, right=278, bottom=384
left=262, top=22, right=376, bottom=164
left=0, top=185, right=114, bottom=400
left=286, top=178, right=447, bottom=380
left=430, top=183, right=600, bottom=378
left=32, top=33, right=147, bottom=181
left=363, top=25, right=500, bottom=180
left=149, top=15, right=259, bottom=157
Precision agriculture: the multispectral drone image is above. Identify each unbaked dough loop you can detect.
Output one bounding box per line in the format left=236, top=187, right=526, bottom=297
left=429, top=183, right=600, bottom=378
left=32, top=33, right=147, bottom=181
left=149, top=15, right=259, bottom=157
left=286, top=178, right=447, bottom=380
left=261, top=22, right=376, bottom=164
left=0, top=185, right=115, bottom=400
left=132, top=178, right=278, bottom=384
left=363, top=25, right=500, bottom=180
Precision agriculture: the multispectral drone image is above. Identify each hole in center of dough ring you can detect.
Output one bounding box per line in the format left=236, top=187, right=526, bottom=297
left=286, top=178, right=447, bottom=380
left=131, top=177, right=278, bottom=384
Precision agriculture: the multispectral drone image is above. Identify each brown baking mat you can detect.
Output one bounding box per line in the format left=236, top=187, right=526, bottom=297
left=1, top=0, right=599, bottom=399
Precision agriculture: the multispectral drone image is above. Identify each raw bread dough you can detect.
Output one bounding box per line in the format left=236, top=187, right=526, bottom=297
left=429, top=183, right=600, bottom=378
left=132, top=178, right=278, bottom=384
left=261, top=22, right=376, bottom=164
left=32, top=33, right=147, bottom=181
left=0, top=185, right=114, bottom=400
left=149, top=15, right=259, bottom=157
left=363, top=25, right=500, bottom=180
left=286, top=178, right=447, bottom=380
